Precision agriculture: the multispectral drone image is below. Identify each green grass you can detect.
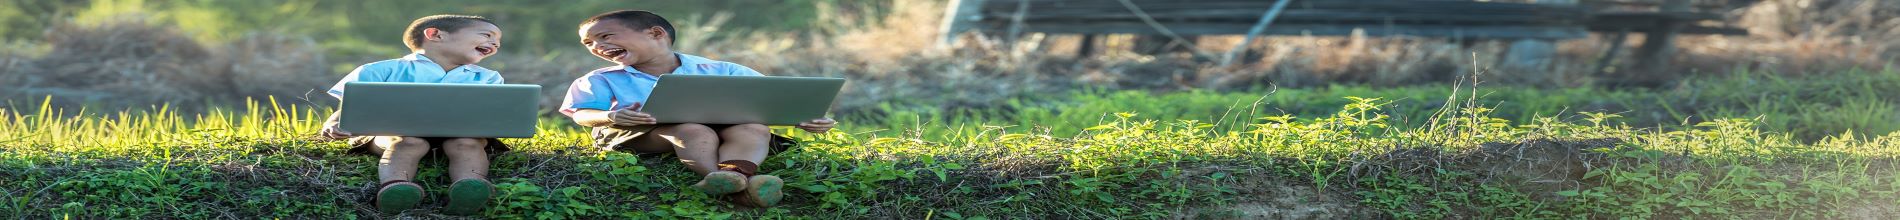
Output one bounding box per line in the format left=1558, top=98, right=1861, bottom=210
left=856, top=67, right=1900, bottom=142
left=2, top=71, right=1899, bottom=219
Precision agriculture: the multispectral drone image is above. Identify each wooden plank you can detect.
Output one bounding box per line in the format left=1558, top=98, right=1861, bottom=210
left=1591, top=11, right=1725, bottom=22
left=1586, top=24, right=1746, bottom=35
left=1585, top=0, right=1731, bottom=9
left=976, top=0, right=1590, bottom=27
left=985, top=0, right=1583, bottom=15
left=1012, top=22, right=1588, bottom=39
left=987, top=5, right=1579, bottom=17
left=1674, top=25, right=1746, bottom=35
left=955, top=0, right=1742, bottom=40
left=1588, top=10, right=1741, bottom=35
left=992, top=10, right=1577, bottom=25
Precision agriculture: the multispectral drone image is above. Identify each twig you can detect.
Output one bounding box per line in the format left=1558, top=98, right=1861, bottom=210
left=1005, top=0, right=1029, bottom=45
left=1220, top=0, right=1293, bottom=67
left=0, top=133, right=38, bottom=145
left=1114, top=0, right=1217, bottom=58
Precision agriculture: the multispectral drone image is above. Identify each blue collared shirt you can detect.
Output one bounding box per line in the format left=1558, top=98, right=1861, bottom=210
left=326, top=52, right=505, bottom=99
left=559, top=53, right=762, bottom=116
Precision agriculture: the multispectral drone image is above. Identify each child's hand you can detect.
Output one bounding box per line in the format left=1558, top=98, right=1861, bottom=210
left=797, top=118, right=836, bottom=133
left=320, top=123, right=353, bottom=139
left=610, top=102, right=657, bottom=126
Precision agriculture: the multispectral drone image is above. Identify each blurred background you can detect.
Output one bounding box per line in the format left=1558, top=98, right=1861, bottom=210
left=0, top=0, right=1892, bottom=117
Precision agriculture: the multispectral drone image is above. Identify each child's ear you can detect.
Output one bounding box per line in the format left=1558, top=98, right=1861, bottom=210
left=424, top=28, right=444, bottom=42
left=647, top=26, right=674, bottom=46
left=647, top=26, right=668, bottom=40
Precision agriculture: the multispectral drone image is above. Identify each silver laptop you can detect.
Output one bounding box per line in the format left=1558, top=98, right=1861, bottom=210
left=641, top=74, right=845, bottom=125
left=339, top=82, right=540, bottom=138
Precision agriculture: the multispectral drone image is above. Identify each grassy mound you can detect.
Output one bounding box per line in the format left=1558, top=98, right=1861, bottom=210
left=3, top=77, right=1898, bottom=218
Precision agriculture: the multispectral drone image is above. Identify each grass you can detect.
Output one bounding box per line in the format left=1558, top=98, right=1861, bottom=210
left=1, top=0, right=1896, bottom=218
left=2, top=71, right=1897, bottom=219
left=856, top=67, right=1900, bottom=142
left=7, top=0, right=1898, bottom=117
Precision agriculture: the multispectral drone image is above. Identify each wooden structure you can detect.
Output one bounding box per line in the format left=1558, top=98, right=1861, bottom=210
left=945, top=0, right=1598, bottom=39
left=940, top=0, right=1748, bottom=74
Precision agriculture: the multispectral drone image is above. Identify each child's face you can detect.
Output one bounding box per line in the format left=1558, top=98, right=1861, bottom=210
left=425, top=22, right=502, bottom=65
left=578, top=20, right=668, bottom=67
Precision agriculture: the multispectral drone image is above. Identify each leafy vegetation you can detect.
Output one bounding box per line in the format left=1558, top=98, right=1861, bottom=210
left=1, top=0, right=1897, bottom=218
left=2, top=71, right=1896, bottom=219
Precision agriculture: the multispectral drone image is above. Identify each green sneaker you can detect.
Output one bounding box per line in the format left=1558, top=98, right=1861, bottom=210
left=442, top=178, right=493, bottom=216
left=736, top=175, right=784, bottom=207
left=376, top=181, right=424, bottom=214
left=692, top=171, right=747, bottom=195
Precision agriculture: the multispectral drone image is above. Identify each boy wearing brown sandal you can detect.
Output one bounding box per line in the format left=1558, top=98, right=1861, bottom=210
left=318, top=14, right=507, bottom=215
left=560, top=10, right=835, bottom=207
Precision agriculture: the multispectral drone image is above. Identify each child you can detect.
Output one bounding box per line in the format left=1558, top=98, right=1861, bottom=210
left=560, top=10, right=836, bottom=207
left=317, top=14, right=506, bottom=215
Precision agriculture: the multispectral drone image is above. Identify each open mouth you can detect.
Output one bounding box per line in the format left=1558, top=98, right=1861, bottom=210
left=474, top=46, right=496, bottom=56
left=600, top=48, right=627, bottom=59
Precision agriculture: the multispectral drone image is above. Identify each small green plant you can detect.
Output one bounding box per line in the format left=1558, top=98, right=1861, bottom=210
left=487, top=179, right=605, bottom=219
left=580, top=152, right=667, bottom=192
left=3, top=71, right=1899, bottom=218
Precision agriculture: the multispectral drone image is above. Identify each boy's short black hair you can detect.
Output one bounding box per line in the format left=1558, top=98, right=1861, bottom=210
left=403, top=15, right=497, bottom=51
left=582, top=10, right=676, bottom=45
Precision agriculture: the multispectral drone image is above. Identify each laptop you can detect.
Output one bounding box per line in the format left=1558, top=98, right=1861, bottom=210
left=339, top=82, right=541, bottom=138
left=641, top=74, right=846, bottom=125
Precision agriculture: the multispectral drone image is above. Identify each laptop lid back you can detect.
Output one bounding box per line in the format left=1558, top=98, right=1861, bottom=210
left=339, top=82, right=540, bottom=138
left=642, top=75, right=845, bottom=125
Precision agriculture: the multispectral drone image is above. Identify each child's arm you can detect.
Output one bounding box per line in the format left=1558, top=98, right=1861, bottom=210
left=317, top=63, right=386, bottom=139
left=569, top=109, right=618, bottom=127
left=569, top=103, right=656, bottom=127
left=319, top=110, right=352, bottom=138
left=796, top=118, right=836, bottom=133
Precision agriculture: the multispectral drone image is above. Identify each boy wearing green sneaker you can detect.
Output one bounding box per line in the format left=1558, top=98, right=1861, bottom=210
left=318, top=14, right=507, bottom=215
left=560, top=10, right=836, bottom=207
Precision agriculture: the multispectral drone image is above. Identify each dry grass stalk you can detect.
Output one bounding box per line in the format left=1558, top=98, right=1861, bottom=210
left=1, top=0, right=1892, bottom=114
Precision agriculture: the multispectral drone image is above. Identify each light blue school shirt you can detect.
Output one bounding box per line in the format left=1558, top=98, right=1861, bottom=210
left=326, top=52, right=505, bottom=99
left=559, top=53, right=762, bottom=116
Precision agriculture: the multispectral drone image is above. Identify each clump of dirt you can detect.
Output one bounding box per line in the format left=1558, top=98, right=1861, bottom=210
left=1219, top=174, right=1379, bottom=219
left=1188, top=138, right=1622, bottom=219
left=1844, top=201, right=1900, bottom=220
left=970, top=149, right=1064, bottom=179
left=1372, top=138, right=1619, bottom=199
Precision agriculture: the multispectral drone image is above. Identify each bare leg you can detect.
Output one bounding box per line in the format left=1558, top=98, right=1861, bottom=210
left=716, top=124, right=782, bottom=207
left=633, top=123, right=721, bottom=175
left=442, top=138, right=490, bottom=181
left=716, top=124, right=772, bottom=166
left=376, top=136, right=431, bottom=183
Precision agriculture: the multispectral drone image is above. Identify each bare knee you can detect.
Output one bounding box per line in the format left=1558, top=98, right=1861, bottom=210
left=659, top=123, right=718, bottom=139
left=657, top=123, right=719, bottom=149
left=385, top=136, right=431, bottom=154
left=443, top=138, right=486, bottom=152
